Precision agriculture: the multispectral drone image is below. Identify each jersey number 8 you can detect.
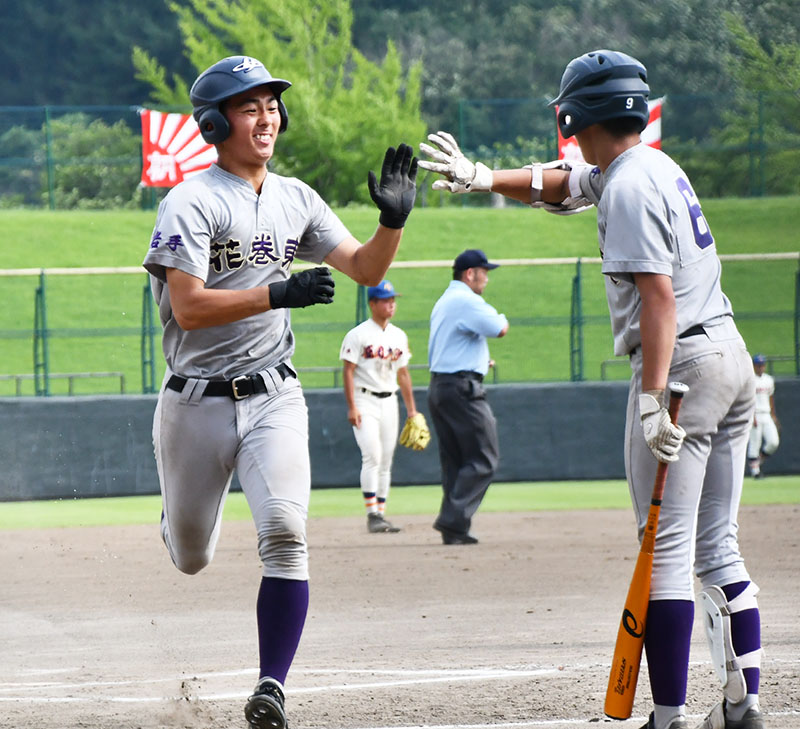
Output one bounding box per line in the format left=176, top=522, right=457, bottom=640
left=676, top=177, right=714, bottom=249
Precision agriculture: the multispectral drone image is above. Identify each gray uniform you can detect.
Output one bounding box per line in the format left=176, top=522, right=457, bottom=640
left=143, top=163, right=349, bottom=579
left=576, top=144, right=755, bottom=599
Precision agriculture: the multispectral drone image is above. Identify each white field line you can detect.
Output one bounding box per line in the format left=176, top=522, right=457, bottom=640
left=0, top=666, right=558, bottom=699
left=1, top=659, right=798, bottom=725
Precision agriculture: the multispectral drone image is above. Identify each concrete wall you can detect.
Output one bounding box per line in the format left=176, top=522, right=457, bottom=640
left=2, top=379, right=798, bottom=501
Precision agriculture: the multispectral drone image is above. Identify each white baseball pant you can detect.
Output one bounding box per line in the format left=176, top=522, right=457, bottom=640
left=625, top=318, right=756, bottom=600
left=351, top=391, right=399, bottom=500
left=747, top=414, right=779, bottom=459
left=153, top=372, right=310, bottom=581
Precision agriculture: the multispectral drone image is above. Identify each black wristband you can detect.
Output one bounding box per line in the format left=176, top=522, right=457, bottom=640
left=378, top=210, right=407, bottom=229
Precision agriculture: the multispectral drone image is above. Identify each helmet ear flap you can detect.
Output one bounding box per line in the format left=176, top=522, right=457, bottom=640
left=556, top=100, right=585, bottom=139
left=278, top=98, right=289, bottom=133
left=195, top=106, right=230, bottom=144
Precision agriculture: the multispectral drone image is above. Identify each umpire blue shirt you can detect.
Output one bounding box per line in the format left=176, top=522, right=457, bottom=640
left=428, top=280, right=508, bottom=376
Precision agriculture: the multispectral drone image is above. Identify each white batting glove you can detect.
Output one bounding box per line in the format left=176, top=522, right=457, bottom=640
left=418, top=131, right=493, bottom=193
left=639, top=392, right=686, bottom=463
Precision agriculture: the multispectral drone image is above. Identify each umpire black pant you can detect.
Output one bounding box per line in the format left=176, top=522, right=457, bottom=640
left=427, top=372, right=499, bottom=536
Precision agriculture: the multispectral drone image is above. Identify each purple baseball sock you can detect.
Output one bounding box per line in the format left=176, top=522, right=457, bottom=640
left=257, top=577, right=309, bottom=684
left=644, top=599, right=694, bottom=706
left=723, top=581, right=761, bottom=694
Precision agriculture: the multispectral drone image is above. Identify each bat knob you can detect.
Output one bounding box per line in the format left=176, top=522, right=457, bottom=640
left=668, top=381, right=689, bottom=398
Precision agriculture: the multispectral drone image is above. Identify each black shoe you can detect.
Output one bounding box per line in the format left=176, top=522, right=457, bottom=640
left=696, top=701, right=765, bottom=729
left=639, top=711, right=688, bottom=729
left=367, top=513, right=401, bottom=533
left=434, top=521, right=478, bottom=545
left=244, top=677, right=288, bottom=729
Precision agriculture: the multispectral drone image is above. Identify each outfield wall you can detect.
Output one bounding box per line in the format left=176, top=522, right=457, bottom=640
left=1, top=380, right=798, bottom=501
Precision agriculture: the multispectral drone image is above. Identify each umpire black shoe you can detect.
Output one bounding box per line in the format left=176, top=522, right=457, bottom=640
left=244, top=676, right=288, bottom=729
left=367, top=513, right=401, bottom=533
left=434, top=522, right=478, bottom=545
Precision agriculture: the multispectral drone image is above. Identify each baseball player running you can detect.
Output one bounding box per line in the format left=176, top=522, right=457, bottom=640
left=142, top=55, right=417, bottom=729
left=746, top=354, right=780, bottom=478
left=339, top=279, right=428, bottom=533
left=418, top=50, right=763, bottom=729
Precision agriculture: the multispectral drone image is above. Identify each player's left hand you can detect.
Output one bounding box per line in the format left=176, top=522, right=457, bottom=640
left=639, top=393, right=686, bottom=462
left=269, top=267, right=335, bottom=309
left=418, top=130, right=493, bottom=193
left=399, top=412, right=431, bottom=451
left=368, top=144, right=418, bottom=229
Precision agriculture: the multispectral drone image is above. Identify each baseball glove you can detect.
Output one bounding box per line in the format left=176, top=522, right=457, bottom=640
left=399, top=413, right=431, bottom=451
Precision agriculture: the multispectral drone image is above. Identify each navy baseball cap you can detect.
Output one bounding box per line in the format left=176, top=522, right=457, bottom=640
left=367, top=279, right=399, bottom=300
left=753, top=353, right=767, bottom=364
left=453, top=249, right=500, bottom=271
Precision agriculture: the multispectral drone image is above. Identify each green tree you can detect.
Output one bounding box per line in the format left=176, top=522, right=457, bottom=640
left=133, top=0, right=426, bottom=206
left=702, top=14, right=800, bottom=196
left=47, top=113, right=142, bottom=209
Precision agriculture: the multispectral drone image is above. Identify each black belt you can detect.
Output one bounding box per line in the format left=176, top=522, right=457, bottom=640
left=361, top=388, right=393, bottom=398
left=166, top=363, right=295, bottom=400
left=629, top=325, right=707, bottom=357
left=432, top=370, right=484, bottom=382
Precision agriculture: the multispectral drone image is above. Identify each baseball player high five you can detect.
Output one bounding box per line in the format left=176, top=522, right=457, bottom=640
left=142, top=55, right=417, bottom=729
left=419, top=51, right=763, bottom=729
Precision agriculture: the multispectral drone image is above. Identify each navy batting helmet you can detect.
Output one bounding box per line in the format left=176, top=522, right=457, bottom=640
left=190, top=56, right=291, bottom=144
left=753, top=353, right=767, bottom=365
left=548, top=50, right=650, bottom=139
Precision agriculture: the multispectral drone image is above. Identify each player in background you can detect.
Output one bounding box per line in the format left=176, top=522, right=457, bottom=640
left=142, top=55, right=417, bottom=729
left=746, top=354, right=780, bottom=478
left=418, top=51, right=762, bottom=729
left=339, top=279, right=428, bottom=533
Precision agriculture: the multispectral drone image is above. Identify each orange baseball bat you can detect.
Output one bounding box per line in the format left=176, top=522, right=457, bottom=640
left=603, top=381, right=689, bottom=720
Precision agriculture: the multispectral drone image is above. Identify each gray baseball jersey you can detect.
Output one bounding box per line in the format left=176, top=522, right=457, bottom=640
left=571, top=143, right=756, bottom=602
left=576, top=145, right=733, bottom=357
left=143, top=163, right=351, bottom=583
left=143, top=163, right=350, bottom=379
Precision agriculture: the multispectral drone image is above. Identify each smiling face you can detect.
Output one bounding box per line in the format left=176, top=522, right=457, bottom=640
left=216, top=85, right=283, bottom=180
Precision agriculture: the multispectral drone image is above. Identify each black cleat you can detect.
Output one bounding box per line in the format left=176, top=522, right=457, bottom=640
left=244, top=677, right=288, bottom=729
left=367, top=513, right=401, bottom=533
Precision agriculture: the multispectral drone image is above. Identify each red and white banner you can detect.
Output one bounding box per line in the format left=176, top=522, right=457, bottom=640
left=140, top=109, right=217, bottom=187
left=556, top=97, right=664, bottom=162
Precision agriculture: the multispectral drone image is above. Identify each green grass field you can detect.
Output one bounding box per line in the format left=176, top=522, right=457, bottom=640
left=1, top=198, right=798, bottom=395
left=1, top=476, right=797, bottom=530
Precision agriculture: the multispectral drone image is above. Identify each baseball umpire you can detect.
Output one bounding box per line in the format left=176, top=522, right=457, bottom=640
left=339, top=279, right=429, bottom=533
left=427, top=249, right=508, bottom=545
left=418, top=50, right=763, bottom=729
left=142, top=55, right=417, bottom=729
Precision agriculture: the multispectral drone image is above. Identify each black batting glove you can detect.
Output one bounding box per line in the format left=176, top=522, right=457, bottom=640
left=367, top=143, right=419, bottom=229
left=269, top=267, right=335, bottom=309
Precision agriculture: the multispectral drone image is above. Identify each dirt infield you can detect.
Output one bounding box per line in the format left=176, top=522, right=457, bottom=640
left=1, top=504, right=798, bottom=729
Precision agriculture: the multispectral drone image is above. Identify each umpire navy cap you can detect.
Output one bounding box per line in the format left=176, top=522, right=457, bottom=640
left=367, top=279, right=399, bottom=300
left=454, top=249, right=500, bottom=271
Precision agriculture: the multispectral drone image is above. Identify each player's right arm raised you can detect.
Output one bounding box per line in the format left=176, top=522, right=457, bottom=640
left=325, top=144, right=418, bottom=287
left=417, top=131, right=586, bottom=212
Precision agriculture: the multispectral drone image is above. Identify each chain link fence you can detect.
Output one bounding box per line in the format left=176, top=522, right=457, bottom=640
left=1, top=256, right=797, bottom=397
left=1, top=91, right=798, bottom=210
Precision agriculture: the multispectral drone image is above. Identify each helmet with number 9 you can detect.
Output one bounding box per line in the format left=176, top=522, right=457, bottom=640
left=549, top=49, right=650, bottom=139
left=190, top=56, right=291, bottom=144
